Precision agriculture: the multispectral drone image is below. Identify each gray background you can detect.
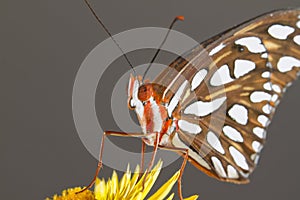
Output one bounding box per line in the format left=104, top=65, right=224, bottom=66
left=1, top=0, right=300, bottom=199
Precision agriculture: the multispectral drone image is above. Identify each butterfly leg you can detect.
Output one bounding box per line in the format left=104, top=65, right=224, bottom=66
left=158, top=145, right=189, bottom=200
left=77, top=131, right=146, bottom=194
left=139, top=139, right=146, bottom=177
left=145, top=132, right=160, bottom=172
left=142, top=132, right=160, bottom=189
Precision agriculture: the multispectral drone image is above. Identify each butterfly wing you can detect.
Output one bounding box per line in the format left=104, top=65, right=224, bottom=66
left=154, top=9, right=300, bottom=183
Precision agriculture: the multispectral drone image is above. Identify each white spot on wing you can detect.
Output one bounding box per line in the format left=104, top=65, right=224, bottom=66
left=168, top=81, right=188, bottom=117
left=272, top=84, right=281, bottom=93
left=261, top=71, right=270, bottom=78
left=258, top=115, right=269, bottom=127
left=240, top=171, right=250, bottom=178
left=235, top=37, right=266, bottom=53
left=228, top=104, right=248, bottom=125
left=234, top=59, right=256, bottom=78
left=271, top=94, right=279, bottom=102
left=172, top=133, right=211, bottom=169
left=277, top=56, right=300, bottom=73
left=207, top=131, right=225, bottom=154
left=209, top=43, right=226, bottom=56
left=223, top=126, right=244, bottom=142
left=184, top=96, right=227, bottom=117
left=286, top=82, right=293, bottom=88
left=263, top=82, right=272, bottom=91
left=250, top=91, right=271, bottom=103
left=252, top=141, right=263, bottom=152
left=253, top=154, right=260, bottom=165
left=294, top=35, right=300, bottom=45
left=268, top=24, right=295, bottom=40
left=229, top=146, right=249, bottom=170
left=211, top=156, right=227, bottom=178
left=262, top=104, right=272, bottom=114
left=210, top=64, right=234, bottom=86
left=227, top=165, right=239, bottom=179
left=253, top=127, right=266, bottom=139
left=297, top=21, right=300, bottom=29
left=191, top=69, right=207, bottom=91
left=261, top=53, right=268, bottom=59
left=178, top=120, right=202, bottom=134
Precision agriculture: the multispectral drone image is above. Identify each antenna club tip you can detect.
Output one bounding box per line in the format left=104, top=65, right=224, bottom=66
left=176, top=15, right=185, bottom=21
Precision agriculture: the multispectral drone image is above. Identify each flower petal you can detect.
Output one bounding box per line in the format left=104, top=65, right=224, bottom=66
left=148, top=170, right=179, bottom=200
left=166, top=193, right=175, bottom=200
left=119, top=164, right=131, bottom=197
left=126, top=161, right=163, bottom=199
left=184, top=195, right=199, bottom=200
left=95, top=178, right=107, bottom=200
left=111, top=171, right=119, bottom=196
left=126, top=165, right=142, bottom=198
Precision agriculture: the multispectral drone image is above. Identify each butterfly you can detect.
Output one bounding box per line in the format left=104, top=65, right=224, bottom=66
left=140, top=8, right=300, bottom=184
left=81, top=1, right=300, bottom=199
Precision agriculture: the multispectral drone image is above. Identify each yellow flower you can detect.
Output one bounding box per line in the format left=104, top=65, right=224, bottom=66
left=45, top=187, right=94, bottom=200
left=46, top=160, right=198, bottom=200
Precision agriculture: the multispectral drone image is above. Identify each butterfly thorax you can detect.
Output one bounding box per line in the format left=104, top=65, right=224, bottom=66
left=128, top=76, right=176, bottom=146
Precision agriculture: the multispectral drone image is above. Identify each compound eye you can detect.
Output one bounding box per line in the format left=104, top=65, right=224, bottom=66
left=138, top=85, right=152, bottom=101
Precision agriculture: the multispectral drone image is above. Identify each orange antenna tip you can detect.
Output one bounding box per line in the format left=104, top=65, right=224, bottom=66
left=176, top=15, right=185, bottom=21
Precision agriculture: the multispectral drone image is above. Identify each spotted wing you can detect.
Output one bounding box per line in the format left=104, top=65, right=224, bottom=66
left=155, top=9, right=300, bottom=183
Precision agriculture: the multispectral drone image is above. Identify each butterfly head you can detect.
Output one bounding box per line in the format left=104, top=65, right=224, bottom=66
left=137, top=84, right=154, bottom=102
left=127, top=74, right=155, bottom=109
left=127, top=74, right=170, bottom=136
left=127, top=74, right=150, bottom=132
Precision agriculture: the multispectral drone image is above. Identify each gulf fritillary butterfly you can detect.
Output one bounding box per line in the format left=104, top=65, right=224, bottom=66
left=80, top=1, right=300, bottom=199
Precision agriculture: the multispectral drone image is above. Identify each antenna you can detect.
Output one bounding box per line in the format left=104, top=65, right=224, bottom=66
left=83, top=0, right=137, bottom=77
left=142, top=16, right=184, bottom=82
